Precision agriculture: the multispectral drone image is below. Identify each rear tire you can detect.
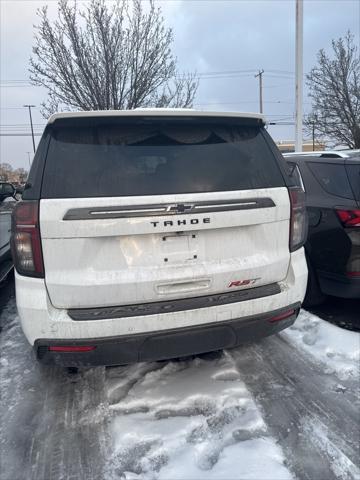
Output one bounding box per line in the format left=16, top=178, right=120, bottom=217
left=66, top=367, right=79, bottom=375
left=303, top=256, right=326, bottom=308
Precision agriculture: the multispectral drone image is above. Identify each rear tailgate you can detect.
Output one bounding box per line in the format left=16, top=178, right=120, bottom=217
left=39, top=117, right=291, bottom=309
left=40, top=188, right=290, bottom=309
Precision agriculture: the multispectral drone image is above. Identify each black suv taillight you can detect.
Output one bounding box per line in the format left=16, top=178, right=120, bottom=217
left=289, top=186, right=307, bottom=251
left=335, top=209, right=360, bottom=227
left=11, top=200, right=44, bottom=277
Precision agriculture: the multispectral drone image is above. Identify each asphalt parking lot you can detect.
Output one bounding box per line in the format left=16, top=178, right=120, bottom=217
left=0, top=273, right=359, bottom=480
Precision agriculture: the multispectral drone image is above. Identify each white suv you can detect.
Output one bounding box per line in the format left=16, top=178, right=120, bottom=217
left=12, top=110, right=307, bottom=366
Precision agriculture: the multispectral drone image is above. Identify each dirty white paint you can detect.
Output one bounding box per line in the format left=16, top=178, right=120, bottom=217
left=40, top=188, right=291, bottom=309
left=15, top=248, right=306, bottom=344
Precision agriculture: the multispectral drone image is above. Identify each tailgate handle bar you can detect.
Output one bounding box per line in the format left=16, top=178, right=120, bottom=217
left=63, top=198, right=275, bottom=220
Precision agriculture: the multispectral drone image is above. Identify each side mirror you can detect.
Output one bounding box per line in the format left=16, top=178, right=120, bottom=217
left=0, top=182, right=16, bottom=202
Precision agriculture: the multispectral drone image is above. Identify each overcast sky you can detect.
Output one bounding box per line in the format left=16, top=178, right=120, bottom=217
left=1, top=0, right=359, bottom=169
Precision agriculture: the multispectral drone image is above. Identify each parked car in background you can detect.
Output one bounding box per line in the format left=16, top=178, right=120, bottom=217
left=0, top=182, right=17, bottom=283
left=11, top=109, right=308, bottom=367
left=284, top=149, right=360, bottom=159
left=286, top=155, right=360, bottom=306
left=13, top=184, right=25, bottom=201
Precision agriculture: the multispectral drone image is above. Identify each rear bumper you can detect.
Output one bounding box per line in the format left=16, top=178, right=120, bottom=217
left=35, top=304, right=300, bottom=366
left=15, top=248, right=308, bottom=356
left=318, top=271, right=360, bottom=299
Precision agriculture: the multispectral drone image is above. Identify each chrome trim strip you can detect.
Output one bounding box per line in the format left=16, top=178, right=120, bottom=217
left=63, top=198, right=275, bottom=220
left=68, top=283, right=281, bottom=321
left=91, top=207, right=166, bottom=216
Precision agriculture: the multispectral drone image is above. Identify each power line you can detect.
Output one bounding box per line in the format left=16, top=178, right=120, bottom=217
left=263, top=83, right=294, bottom=89
left=0, top=69, right=306, bottom=86
left=196, top=69, right=257, bottom=76
left=0, top=133, right=43, bottom=136
left=267, top=69, right=295, bottom=75
left=0, top=83, right=40, bottom=88
left=0, top=125, right=44, bottom=128
left=2, top=71, right=257, bottom=83
left=1, top=70, right=296, bottom=82
left=0, top=107, right=31, bottom=110
left=194, top=100, right=305, bottom=105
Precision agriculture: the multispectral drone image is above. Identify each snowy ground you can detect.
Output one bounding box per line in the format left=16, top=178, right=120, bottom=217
left=283, top=309, right=360, bottom=380
left=106, top=356, right=291, bottom=480
left=0, top=287, right=359, bottom=480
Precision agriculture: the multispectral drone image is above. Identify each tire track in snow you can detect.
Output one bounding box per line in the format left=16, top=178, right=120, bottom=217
left=230, top=334, right=360, bottom=480
left=106, top=361, right=171, bottom=408
left=0, top=299, right=111, bottom=480
left=29, top=366, right=111, bottom=480
left=104, top=354, right=292, bottom=480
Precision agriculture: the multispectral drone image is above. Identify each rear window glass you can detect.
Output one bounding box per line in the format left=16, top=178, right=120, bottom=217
left=308, top=162, right=354, bottom=199
left=41, top=119, right=284, bottom=198
left=319, top=153, right=342, bottom=158
left=346, top=164, right=360, bottom=200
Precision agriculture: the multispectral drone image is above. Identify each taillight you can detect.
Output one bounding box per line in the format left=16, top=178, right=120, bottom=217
left=48, top=346, right=96, bottom=352
left=289, top=186, right=307, bottom=251
left=335, top=209, right=360, bottom=227
left=269, top=309, right=295, bottom=323
left=11, top=200, right=44, bottom=277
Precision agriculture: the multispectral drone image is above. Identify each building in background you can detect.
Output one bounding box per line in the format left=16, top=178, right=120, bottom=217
left=276, top=141, right=326, bottom=153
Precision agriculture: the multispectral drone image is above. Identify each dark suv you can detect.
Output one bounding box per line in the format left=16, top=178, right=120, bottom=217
left=286, top=155, right=360, bottom=305
left=0, top=182, right=17, bottom=283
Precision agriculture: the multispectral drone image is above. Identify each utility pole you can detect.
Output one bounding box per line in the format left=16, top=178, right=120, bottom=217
left=312, top=122, right=315, bottom=150
left=255, top=69, right=264, bottom=114
left=311, top=112, right=318, bottom=151
left=295, top=0, right=303, bottom=152
left=24, top=104, right=36, bottom=153
left=26, top=151, right=31, bottom=169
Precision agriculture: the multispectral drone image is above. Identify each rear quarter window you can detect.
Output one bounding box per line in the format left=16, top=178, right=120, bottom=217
left=286, top=161, right=305, bottom=191
left=40, top=119, right=285, bottom=198
left=346, top=164, right=360, bottom=200
left=22, top=134, right=49, bottom=200
left=307, top=162, right=354, bottom=199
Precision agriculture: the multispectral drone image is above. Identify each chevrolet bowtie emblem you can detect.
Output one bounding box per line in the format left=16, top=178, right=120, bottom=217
left=167, top=203, right=195, bottom=213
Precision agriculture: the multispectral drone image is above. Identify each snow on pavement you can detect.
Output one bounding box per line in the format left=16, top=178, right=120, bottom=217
left=105, top=309, right=360, bottom=476
left=301, top=417, right=360, bottom=480
left=1, top=295, right=359, bottom=480
left=0, top=299, right=293, bottom=480
left=0, top=299, right=111, bottom=480
left=105, top=354, right=292, bottom=480
left=283, top=309, right=360, bottom=380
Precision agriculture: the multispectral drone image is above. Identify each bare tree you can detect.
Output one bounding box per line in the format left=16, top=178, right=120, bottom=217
left=306, top=32, right=360, bottom=148
left=0, top=164, right=13, bottom=182
left=29, top=0, right=198, bottom=117
left=303, top=111, right=323, bottom=150
left=14, top=168, right=29, bottom=184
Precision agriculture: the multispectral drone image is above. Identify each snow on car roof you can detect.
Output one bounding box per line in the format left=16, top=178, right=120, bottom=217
left=47, top=108, right=265, bottom=124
